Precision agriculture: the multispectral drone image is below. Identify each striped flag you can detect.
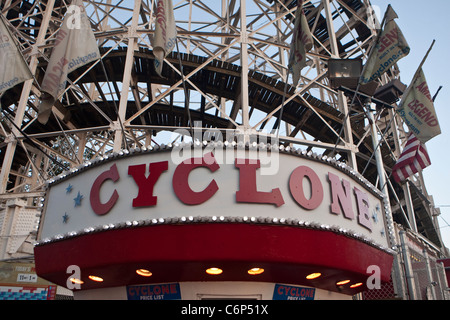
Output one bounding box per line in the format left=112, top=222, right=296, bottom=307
left=392, top=134, right=431, bottom=183
left=288, top=0, right=313, bottom=86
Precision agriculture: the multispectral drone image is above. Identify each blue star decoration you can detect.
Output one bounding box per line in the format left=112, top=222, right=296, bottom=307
left=380, top=228, right=385, bottom=237
left=74, top=191, right=84, bottom=207
left=372, top=209, right=379, bottom=224
left=62, top=212, right=69, bottom=224
left=372, top=203, right=381, bottom=223
left=66, top=184, right=73, bottom=194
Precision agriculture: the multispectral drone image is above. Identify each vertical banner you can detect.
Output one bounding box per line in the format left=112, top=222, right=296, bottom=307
left=360, top=5, right=410, bottom=84
left=153, top=0, right=177, bottom=77
left=38, top=0, right=100, bottom=124
left=397, top=68, right=441, bottom=143
left=0, top=15, right=32, bottom=95
left=288, top=1, right=313, bottom=86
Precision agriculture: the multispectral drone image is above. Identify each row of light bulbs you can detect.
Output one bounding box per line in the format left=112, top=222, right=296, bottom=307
left=305, top=272, right=363, bottom=289
left=71, top=268, right=363, bottom=290
left=70, top=267, right=265, bottom=285
left=191, top=268, right=363, bottom=290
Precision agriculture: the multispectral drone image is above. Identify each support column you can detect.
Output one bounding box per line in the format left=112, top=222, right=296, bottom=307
left=423, top=248, right=437, bottom=300
left=367, top=102, right=411, bottom=300
left=389, top=109, right=417, bottom=232
left=403, top=181, right=417, bottom=232
left=113, top=0, right=142, bottom=151
left=77, top=132, right=87, bottom=163
left=239, top=0, right=249, bottom=131
left=323, top=0, right=358, bottom=170
left=366, top=102, right=395, bottom=239
left=399, top=230, right=418, bottom=300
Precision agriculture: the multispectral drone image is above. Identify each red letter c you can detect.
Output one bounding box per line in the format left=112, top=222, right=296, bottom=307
left=90, top=163, right=120, bottom=215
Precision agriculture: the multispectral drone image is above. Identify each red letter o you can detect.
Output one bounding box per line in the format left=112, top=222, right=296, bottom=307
left=172, top=153, right=219, bottom=205
left=289, top=166, right=323, bottom=210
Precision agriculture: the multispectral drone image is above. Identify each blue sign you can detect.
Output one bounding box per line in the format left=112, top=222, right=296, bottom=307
left=273, top=284, right=315, bottom=300
left=127, top=283, right=181, bottom=300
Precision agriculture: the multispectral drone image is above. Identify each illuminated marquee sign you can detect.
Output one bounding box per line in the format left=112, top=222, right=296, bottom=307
left=39, top=145, right=391, bottom=251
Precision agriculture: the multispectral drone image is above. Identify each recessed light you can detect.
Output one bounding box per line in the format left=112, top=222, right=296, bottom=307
left=206, top=267, right=223, bottom=275
left=136, top=269, right=153, bottom=277
left=306, top=272, right=321, bottom=280
left=70, top=278, right=84, bottom=285
left=336, top=280, right=351, bottom=286
left=248, top=268, right=264, bottom=275
left=350, top=282, right=363, bottom=288
left=88, top=275, right=104, bottom=282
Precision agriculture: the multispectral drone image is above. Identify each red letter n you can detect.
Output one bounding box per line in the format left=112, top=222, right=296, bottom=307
left=327, top=172, right=354, bottom=220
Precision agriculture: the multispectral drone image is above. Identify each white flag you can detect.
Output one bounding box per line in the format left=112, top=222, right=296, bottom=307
left=153, top=0, right=177, bottom=77
left=398, top=68, right=441, bottom=143
left=360, top=5, right=410, bottom=84
left=38, top=0, right=100, bottom=124
left=288, top=1, right=313, bottom=86
left=0, top=15, right=32, bottom=95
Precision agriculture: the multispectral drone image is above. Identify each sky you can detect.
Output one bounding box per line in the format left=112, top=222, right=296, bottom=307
left=372, top=0, right=450, bottom=251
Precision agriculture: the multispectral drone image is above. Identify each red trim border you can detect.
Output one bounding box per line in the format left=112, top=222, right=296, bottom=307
left=34, top=223, right=393, bottom=295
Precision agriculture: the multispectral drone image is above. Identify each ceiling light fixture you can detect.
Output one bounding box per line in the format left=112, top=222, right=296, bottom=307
left=248, top=268, right=264, bottom=275
left=136, top=269, right=153, bottom=277
left=306, top=272, right=321, bottom=280
left=206, top=267, right=223, bottom=275
left=88, top=275, right=104, bottom=282
left=336, top=280, right=351, bottom=286
left=70, top=278, right=84, bottom=285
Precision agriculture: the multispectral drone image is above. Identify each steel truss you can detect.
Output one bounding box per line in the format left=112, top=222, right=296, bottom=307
left=0, top=0, right=446, bottom=260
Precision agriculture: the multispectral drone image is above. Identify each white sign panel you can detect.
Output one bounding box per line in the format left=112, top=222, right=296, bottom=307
left=40, top=147, right=391, bottom=251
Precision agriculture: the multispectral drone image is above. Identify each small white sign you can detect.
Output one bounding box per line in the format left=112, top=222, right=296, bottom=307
left=17, top=273, right=38, bottom=283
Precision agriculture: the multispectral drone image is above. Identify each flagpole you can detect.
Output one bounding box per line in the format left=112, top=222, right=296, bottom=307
left=366, top=99, right=397, bottom=247
left=400, top=39, right=435, bottom=106
left=397, top=39, right=439, bottom=145
left=432, top=86, right=443, bottom=102
left=355, top=5, right=404, bottom=242
left=175, top=39, right=194, bottom=139
left=276, top=70, right=290, bottom=140
left=412, top=39, right=435, bottom=80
